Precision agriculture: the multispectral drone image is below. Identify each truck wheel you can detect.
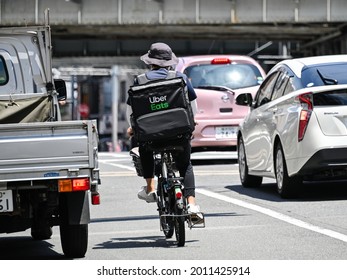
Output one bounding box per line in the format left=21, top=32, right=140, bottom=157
left=59, top=193, right=88, bottom=258
left=60, top=223, right=88, bottom=258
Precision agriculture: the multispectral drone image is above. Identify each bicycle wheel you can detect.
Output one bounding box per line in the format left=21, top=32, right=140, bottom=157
left=174, top=208, right=185, bottom=247
left=163, top=216, right=174, bottom=238
left=157, top=180, right=174, bottom=238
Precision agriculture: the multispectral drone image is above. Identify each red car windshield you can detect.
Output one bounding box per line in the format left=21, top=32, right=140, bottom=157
left=184, top=63, right=263, bottom=89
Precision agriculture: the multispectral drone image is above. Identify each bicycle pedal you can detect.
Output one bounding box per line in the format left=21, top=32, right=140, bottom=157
left=187, top=212, right=205, bottom=228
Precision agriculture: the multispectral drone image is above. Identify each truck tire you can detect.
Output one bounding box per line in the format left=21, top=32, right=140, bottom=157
left=60, top=223, right=88, bottom=258
left=59, top=193, right=88, bottom=258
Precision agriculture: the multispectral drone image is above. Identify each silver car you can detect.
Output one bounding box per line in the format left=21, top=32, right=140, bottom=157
left=236, top=55, right=347, bottom=198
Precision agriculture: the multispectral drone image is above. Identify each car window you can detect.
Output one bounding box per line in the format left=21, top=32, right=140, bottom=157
left=184, top=63, right=263, bottom=89
left=255, top=72, right=280, bottom=107
left=301, top=63, right=347, bottom=87
left=271, top=72, right=288, bottom=100
left=283, top=76, right=295, bottom=96
left=0, top=56, right=8, bottom=86
left=313, top=89, right=347, bottom=106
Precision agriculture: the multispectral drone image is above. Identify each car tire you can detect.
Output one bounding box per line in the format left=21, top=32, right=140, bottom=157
left=238, top=136, right=262, bottom=188
left=275, top=143, right=301, bottom=199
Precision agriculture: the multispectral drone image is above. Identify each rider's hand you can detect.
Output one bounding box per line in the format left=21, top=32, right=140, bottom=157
left=127, top=127, right=134, bottom=138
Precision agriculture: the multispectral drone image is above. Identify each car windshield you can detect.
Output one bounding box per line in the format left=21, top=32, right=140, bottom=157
left=301, top=63, right=347, bottom=88
left=184, top=63, right=263, bottom=89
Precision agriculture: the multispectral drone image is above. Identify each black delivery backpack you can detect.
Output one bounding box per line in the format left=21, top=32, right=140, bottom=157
left=128, top=71, right=195, bottom=143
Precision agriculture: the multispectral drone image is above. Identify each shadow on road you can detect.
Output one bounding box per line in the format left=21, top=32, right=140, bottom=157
left=226, top=180, right=347, bottom=202
left=192, top=159, right=237, bottom=166
left=93, top=235, right=198, bottom=250
left=0, top=235, right=66, bottom=260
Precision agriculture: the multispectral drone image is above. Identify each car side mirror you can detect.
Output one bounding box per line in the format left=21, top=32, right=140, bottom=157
left=54, top=79, right=67, bottom=101
left=236, top=93, right=253, bottom=106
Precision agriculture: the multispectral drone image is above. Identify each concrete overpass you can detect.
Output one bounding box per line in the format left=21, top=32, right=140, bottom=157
left=0, top=0, right=346, bottom=68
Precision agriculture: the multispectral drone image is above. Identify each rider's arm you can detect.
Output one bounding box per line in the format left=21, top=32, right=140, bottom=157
left=126, top=104, right=132, bottom=125
left=191, top=99, right=198, bottom=116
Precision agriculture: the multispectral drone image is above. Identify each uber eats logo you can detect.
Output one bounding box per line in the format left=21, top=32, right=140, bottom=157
left=149, top=95, right=169, bottom=111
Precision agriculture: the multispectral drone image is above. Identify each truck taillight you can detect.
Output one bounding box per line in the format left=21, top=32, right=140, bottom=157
left=58, top=178, right=90, bottom=192
left=297, top=93, right=313, bottom=142
left=211, top=58, right=231, bottom=64
left=92, top=192, right=100, bottom=205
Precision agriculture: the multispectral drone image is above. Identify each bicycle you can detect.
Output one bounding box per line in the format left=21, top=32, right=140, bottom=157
left=154, top=145, right=205, bottom=246
left=130, top=144, right=205, bottom=247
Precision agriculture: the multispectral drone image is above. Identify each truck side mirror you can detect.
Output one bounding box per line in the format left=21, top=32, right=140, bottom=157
left=236, top=93, right=253, bottom=106
left=54, top=79, right=67, bottom=101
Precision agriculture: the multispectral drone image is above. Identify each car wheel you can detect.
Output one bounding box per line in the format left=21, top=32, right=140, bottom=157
left=238, top=136, right=262, bottom=187
left=275, top=143, right=301, bottom=199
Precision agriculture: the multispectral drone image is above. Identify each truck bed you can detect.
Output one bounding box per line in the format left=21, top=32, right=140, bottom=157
left=0, top=120, right=99, bottom=182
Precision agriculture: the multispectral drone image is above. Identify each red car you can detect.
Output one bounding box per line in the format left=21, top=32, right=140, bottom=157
left=176, top=55, right=266, bottom=152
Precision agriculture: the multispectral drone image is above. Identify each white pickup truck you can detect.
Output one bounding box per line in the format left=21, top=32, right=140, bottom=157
left=0, top=16, right=100, bottom=258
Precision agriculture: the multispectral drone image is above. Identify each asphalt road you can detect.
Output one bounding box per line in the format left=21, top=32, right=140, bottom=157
left=1, top=151, right=347, bottom=262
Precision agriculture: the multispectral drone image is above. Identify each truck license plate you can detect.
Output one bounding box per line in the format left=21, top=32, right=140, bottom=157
left=215, top=126, right=238, bottom=139
left=0, top=190, right=13, bottom=212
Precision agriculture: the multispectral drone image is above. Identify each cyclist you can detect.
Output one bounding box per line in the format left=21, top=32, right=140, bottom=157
left=126, top=42, right=200, bottom=214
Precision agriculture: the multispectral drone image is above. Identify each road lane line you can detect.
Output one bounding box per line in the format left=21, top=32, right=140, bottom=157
left=101, top=162, right=136, bottom=171
left=197, top=188, right=347, bottom=243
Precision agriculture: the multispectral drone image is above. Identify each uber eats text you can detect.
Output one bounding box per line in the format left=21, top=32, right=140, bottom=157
left=149, top=95, right=169, bottom=111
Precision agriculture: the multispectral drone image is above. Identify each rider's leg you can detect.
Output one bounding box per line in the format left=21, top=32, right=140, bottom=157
left=187, top=196, right=196, bottom=205
left=139, top=144, right=155, bottom=191
left=173, top=141, right=199, bottom=211
left=138, top=145, right=156, bottom=201
left=145, top=178, right=156, bottom=193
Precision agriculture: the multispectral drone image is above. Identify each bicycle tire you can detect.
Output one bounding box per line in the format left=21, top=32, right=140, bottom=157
left=163, top=216, right=174, bottom=238
left=174, top=209, right=185, bottom=247
left=157, top=178, right=175, bottom=239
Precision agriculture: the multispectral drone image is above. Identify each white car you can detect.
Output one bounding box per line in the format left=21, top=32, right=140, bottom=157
left=236, top=55, right=347, bottom=198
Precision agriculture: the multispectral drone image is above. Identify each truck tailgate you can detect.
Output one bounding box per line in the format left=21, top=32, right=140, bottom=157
left=0, top=120, right=98, bottom=182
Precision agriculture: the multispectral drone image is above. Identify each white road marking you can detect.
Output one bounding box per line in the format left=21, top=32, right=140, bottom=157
left=197, top=188, right=347, bottom=243
left=101, top=162, right=136, bottom=172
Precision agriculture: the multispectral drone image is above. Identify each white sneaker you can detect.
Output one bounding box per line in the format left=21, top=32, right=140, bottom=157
left=187, top=204, right=203, bottom=223
left=187, top=204, right=200, bottom=214
left=137, top=186, right=157, bottom=203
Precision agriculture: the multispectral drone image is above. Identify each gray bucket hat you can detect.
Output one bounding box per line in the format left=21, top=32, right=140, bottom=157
left=140, top=42, right=179, bottom=67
